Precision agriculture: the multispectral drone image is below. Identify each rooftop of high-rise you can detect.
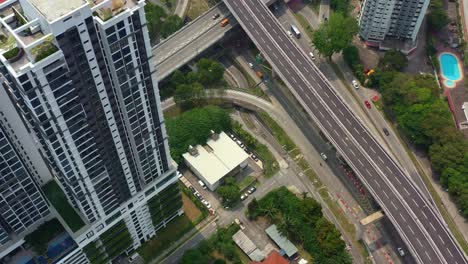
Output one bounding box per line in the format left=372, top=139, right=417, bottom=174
left=28, top=0, right=86, bottom=21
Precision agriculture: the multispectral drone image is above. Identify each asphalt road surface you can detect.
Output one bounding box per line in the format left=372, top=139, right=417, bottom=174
left=223, top=0, right=468, bottom=263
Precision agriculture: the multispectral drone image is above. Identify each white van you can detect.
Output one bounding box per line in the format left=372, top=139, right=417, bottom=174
left=198, top=180, right=206, bottom=189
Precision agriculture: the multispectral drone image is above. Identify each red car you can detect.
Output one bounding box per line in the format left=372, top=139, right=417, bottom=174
left=365, top=100, right=371, bottom=109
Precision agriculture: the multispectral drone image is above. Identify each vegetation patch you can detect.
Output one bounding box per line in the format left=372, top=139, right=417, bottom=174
left=32, top=39, right=58, bottom=62
left=166, top=105, right=231, bottom=163
left=42, top=181, right=85, bottom=232
left=180, top=224, right=241, bottom=264
left=3, top=47, right=20, bottom=60
left=231, top=120, right=279, bottom=178
left=247, top=187, right=352, bottom=264
left=24, top=218, right=65, bottom=255
left=138, top=214, right=194, bottom=263
left=145, top=3, right=184, bottom=44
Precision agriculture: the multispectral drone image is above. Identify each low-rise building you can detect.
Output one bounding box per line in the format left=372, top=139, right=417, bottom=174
left=265, top=225, right=298, bottom=259
left=183, top=131, right=249, bottom=191
left=233, top=230, right=264, bottom=261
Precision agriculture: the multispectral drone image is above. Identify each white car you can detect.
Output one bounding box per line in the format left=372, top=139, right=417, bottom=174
left=320, top=152, right=328, bottom=161
left=287, top=30, right=293, bottom=37
left=397, top=247, right=405, bottom=257
left=248, top=62, right=254, bottom=68
left=309, top=52, right=315, bottom=60
left=352, top=79, right=359, bottom=89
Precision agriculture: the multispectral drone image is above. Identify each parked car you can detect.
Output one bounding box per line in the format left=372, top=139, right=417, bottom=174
left=248, top=62, right=254, bottom=69
left=251, top=154, right=259, bottom=161
left=320, top=152, right=328, bottom=161
left=383, top=127, right=390, bottom=136
left=195, top=192, right=202, bottom=199
left=198, top=180, right=206, bottom=189
left=212, top=13, right=220, bottom=20
left=287, top=30, right=293, bottom=37
left=247, top=186, right=256, bottom=194
left=244, top=147, right=251, bottom=155
left=240, top=194, right=247, bottom=200
left=364, top=100, right=371, bottom=109
left=397, top=247, right=405, bottom=257
left=235, top=218, right=246, bottom=230
left=229, top=133, right=235, bottom=139
left=352, top=79, right=359, bottom=89
left=189, top=186, right=196, bottom=193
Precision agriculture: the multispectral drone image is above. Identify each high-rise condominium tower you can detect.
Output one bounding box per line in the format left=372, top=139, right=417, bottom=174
left=359, top=0, right=430, bottom=48
left=0, top=0, right=182, bottom=263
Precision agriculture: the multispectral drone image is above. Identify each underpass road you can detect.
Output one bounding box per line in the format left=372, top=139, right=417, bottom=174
left=224, top=0, right=468, bottom=263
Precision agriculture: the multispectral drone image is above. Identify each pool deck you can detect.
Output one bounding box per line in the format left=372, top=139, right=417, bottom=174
left=438, top=51, right=464, bottom=88
left=436, top=47, right=468, bottom=137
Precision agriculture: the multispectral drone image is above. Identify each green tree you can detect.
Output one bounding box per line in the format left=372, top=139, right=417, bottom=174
left=217, top=177, right=241, bottom=207
left=330, top=0, right=350, bottom=14
left=161, top=15, right=184, bottom=38
left=379, top=49, right=408, bottom=71
left=144, top=3, right=166, bottom=44
left=342, top=45, right=359, bottom=67
left=312, top=13, right=358, bottom=59
left=174, top=82, right=204, bottom=108
left=428, top=8, right=450, bottom=32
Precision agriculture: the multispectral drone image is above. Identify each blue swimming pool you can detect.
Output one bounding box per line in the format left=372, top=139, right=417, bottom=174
left=439, top=53, right=462, bottom=88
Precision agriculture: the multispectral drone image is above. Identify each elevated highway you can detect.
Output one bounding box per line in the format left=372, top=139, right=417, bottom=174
left=152, top=0, right=276, bottom=81
left=223, top=0, right=468, bottom=263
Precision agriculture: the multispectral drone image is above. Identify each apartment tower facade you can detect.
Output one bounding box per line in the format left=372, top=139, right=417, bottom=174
left=358, top=0, right=430, bottom=49
left=0, top=0, right=182, bottom=263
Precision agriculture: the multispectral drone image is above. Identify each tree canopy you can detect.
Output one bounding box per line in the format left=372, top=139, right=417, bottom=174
left=428, top=0, right=450, bottom=32
left=166, top=106, right=232, bottom=163
left=217, top=176, right=241, bottom=207
left=144, top=3, right=184, bottom=44
left=378, top=49, right=408, bottom=71
left=312, top=13, right=358, bottom=59
left=247, top=187, right=351, bottom=263
left=371, top=70, right=468, bottom=218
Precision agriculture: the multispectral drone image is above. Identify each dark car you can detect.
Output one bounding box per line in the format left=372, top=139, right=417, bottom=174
left=212, top=13, right=220, bottom=20
left=247, top=186, right=256, bottom=194
left=383, top=128, right=390, bottom=136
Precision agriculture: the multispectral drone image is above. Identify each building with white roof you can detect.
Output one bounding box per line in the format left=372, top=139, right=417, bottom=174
left=183, top=131, right=249, bottom=191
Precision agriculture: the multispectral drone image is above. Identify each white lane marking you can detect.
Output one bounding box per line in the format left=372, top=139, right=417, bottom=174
left=417, top=238, right=424, bottom=247
left=394, top=176, right=401, bottom=185
left=338, top=109, right=344, bottom=116
left=285, top=68, right=290, bottom=74
left=353, top=127, right=360, bottom=134
left=357, top=159, right=364, bottom=166
left=429, top=222, right=436, bottom=231
left=425, top=251, right=432, bottom=261
left=305, top=67, right=309, bottom=73
left=305, top=93, right=311, bottom=100
left=403, top=187, right=410, bottom=196
left=399, top=213, right=406, bottom=222
left=333, top=129, right=340, bottom=137
left=346, top=118, right=352, bottom=125
left=311, top=101, right=317, bottom=108
left=254, top=29, right=260, bottom=35
left=373, top=179, right=381, bottom=188
left=421, top=211, right=428, bottom=219
left=349, top=148, right=356, bottom=156
left=439, top=235, right=445, bottom=245
left=326, top=120, right=332, bottom=127
left=377, top=156, right=384, bottom=163
left=370, top=147, right=376, bottom=154
left=447, top=248, right=454, bottom=257
left=365, top=169, right=372, bottom=176
left=319, top=111, right=324, bottom=118
left=272, top=53, right=278, bottom=59
left=382, top=190, right=389, bottom=198
left=390, top=200, right=398, bottom=210
left=412, top=199, right=419, bottom=207
left=291, top=76, right=297, bottom=84
left=408, top=225, right=415, bottom=235
left=362, top=137, right=367, bottom=144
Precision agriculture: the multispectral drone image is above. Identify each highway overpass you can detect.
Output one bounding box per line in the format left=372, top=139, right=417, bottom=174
left=223, top=0, right=468, bottom=263
left=152, top=0, right=276, bottom=81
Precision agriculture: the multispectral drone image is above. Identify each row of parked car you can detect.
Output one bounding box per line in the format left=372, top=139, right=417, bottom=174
left=240, top=186, right=256, bottom=201
left=229, top=133, right=259, bottom=162
left=188, top=186, right=212, bottom=209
